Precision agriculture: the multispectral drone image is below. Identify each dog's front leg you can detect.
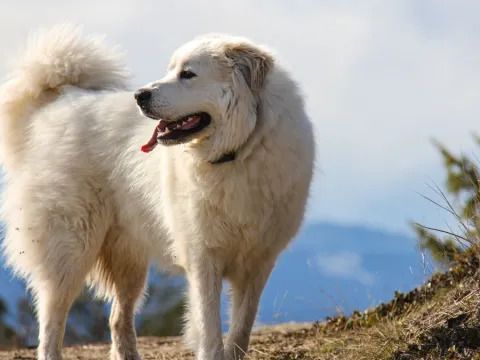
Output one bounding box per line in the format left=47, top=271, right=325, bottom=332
left=185, top=256, right=224, bottom=360
left=224, top=260, right=275, bottom=360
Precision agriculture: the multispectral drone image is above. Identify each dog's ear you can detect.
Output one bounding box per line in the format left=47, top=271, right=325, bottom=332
left=224, top=42, right=274, bottom=92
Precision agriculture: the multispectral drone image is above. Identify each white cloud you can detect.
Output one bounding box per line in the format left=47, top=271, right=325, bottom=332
left=1, top=1, right=479, bottom=232
left=317, top=252, right=375, bottom=286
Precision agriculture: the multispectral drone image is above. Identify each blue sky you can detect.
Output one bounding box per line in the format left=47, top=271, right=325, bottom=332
left=1, top=0, right=479, bottom=234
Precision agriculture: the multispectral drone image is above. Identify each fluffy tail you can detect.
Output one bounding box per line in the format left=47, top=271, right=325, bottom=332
left=0, top=24, right=128, bottom=168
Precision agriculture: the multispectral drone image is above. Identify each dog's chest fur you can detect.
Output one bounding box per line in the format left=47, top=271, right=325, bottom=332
left=161, top=153, right=275, bottom=252
left=147, top=125, right=311, bottom=272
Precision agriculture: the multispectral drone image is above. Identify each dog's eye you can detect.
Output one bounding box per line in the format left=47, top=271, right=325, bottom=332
left=179, top=70, right=197, bottom=79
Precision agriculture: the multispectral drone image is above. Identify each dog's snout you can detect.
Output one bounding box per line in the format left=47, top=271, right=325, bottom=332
left=134, top=89, right=152, bottom=106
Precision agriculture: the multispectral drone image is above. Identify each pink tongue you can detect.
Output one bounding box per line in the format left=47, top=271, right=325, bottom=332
left=141, top=120, right=167, bottom=153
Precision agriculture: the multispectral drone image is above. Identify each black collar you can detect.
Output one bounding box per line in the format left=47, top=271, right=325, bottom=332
left=209, top=151, right=236, bottom=165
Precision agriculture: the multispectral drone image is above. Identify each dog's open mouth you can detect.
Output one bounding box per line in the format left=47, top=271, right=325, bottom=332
left=141, top=112, right=211, bottom=153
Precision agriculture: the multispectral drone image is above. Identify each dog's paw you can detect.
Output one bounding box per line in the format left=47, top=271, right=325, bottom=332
left=224, top=345, right=246, bottom=360
left=110, top=349, right=141, bottom=360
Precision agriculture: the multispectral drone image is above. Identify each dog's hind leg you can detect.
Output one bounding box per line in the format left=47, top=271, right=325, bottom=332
left=224, top=260, right=275, bottom=360
left=36, top=280, right=85, bottom=360
left=108, top=259, right=148, bottom=360
left=32, top=226, right=105, bottom=360
left=92, top=233, right=149, bottom=360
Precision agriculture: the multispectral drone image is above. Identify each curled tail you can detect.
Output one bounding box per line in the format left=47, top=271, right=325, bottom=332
left=0, top=24, right=129, bottom=168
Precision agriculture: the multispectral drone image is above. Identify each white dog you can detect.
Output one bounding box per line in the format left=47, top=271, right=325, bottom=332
left=0, top=25, right=314, bottom=360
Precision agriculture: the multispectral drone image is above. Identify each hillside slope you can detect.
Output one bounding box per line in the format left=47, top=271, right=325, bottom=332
left=1, top=249, right=478, bottom=360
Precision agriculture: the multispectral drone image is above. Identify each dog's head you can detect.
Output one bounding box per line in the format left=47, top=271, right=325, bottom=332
left=136, top=34, right=274, bottom=161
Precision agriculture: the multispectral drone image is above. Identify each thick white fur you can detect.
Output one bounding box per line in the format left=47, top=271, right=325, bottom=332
left=0, top=25, right=314, bottom=360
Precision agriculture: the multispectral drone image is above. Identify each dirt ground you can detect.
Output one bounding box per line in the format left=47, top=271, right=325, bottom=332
left=0, top=323, right=315, bottom=360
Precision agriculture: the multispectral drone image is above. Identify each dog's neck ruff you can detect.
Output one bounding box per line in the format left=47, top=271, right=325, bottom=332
left=208, top=101, right=263, bottom=166
left=209, top=151, right=236, bottom=165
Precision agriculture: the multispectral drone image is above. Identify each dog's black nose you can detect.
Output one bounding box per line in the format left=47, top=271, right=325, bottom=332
left=134, top=89, right=152, bottom=105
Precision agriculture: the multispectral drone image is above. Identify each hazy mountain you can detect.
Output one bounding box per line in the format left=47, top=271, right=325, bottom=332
left=257, top=222, right=435, bottom=324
